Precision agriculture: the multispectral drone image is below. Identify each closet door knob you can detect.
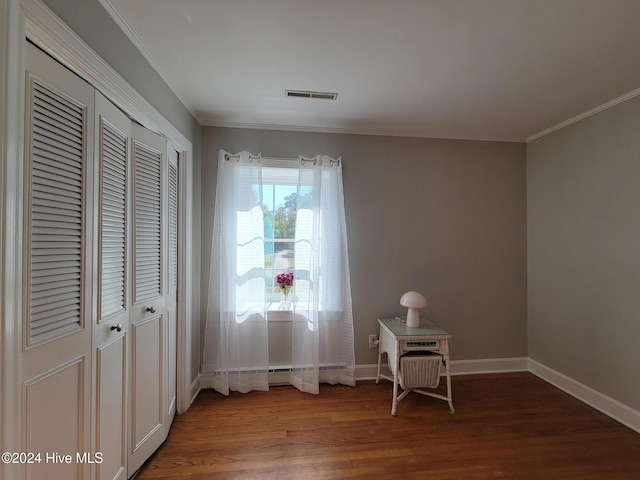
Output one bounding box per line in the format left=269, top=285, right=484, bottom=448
left=110, top=323, right=123, bottom=332
left=146, top=306, right=156, bottom=313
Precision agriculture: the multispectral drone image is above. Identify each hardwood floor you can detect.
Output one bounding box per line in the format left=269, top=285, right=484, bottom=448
left=136, top=373, right=640, bottom=479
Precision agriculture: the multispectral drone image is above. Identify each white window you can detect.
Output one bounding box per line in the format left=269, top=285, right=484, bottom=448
left=262, top=166, right=298, bottom=306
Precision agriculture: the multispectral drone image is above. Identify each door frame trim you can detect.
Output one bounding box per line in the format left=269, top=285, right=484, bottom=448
left=1, top=0, right=25, bottom=475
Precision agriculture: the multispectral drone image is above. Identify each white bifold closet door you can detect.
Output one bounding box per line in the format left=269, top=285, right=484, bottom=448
left=22, top=42, right=177, bottom=480
left=94, top=91, right=131, bottom=480
left=127, top=123, right=170, bottom=476
left=22, top=42, right=95, bottom=480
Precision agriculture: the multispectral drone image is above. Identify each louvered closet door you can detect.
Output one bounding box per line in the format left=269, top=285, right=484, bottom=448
left=93, top=91, right=131, bottom=480
left=22, top=43, right=94, bottom=480
left=166, top=146, right=179, bottom=422
left=128, top=123, right=169, bottom=476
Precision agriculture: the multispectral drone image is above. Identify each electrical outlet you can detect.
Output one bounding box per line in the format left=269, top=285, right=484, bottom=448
left=368, top=334, right=378, bottom=348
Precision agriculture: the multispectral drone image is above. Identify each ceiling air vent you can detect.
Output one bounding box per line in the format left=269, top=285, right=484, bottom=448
left=286, top=90, right=338, bottom=100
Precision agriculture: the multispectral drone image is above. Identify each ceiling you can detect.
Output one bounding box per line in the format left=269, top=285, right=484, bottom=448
left=103, top=0, right=640, bottom=142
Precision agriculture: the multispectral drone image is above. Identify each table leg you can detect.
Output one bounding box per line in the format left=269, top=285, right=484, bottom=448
left=444, top=354, right=455, bottom=414
left=375, top=328, right=382, bottom=384
left=391, top=341, right=400, bottom=416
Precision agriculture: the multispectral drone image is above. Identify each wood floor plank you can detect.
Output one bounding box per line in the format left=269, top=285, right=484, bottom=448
left=136, top=373, right=640, bottom=479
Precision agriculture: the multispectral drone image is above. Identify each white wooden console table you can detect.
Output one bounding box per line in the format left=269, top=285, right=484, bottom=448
left=376, top=317, right=454, bottom=416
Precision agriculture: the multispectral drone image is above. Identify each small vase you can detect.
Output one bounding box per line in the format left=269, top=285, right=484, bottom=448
left=282, top=290, right=289, bottom=302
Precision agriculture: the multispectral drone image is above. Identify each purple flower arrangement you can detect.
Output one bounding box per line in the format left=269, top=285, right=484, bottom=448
left=276, top=271, right=294, bottom=298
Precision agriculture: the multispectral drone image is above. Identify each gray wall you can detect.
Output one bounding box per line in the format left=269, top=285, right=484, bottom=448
left=528, top=96, right=640, bottom=411
left=41, top=0, right=202, bottom=383
left=202, top=127, right=528, bottom=366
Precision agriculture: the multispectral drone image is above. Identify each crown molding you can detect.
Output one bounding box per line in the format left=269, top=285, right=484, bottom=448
left=98, top=0, right=198, bottom=122
left=527, top=86, right=640, bottom=143
left=200, top=119, right=525, bottom=144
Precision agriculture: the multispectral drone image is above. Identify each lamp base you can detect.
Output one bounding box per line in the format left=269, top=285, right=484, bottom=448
left=406, top=309, right=420, bottom=328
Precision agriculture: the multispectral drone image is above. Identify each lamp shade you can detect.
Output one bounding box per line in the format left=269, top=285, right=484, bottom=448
left=400, top=291, right=427, bottom=309
left=400, top=291, right=427, bottom=328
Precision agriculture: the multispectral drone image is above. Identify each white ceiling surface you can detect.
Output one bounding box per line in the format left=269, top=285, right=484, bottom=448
left=105, top=0, right=640, bottom=142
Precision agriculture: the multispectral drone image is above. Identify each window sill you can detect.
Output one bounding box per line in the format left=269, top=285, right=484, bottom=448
left=262, top=303, right=342, bottom=322
left=267, top=302, right=295, bottom=322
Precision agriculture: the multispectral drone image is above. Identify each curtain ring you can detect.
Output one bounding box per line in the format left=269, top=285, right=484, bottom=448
left=300, top=156, right=319, bottom=166
left=224, top=153, right=239, bottom=163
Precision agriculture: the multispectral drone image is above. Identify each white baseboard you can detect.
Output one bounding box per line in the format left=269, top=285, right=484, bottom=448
left=190, top=374, right=201, bottom=405
left=528, top=359, right=640, bottom=434
left=355, top=364, right=388, bottom=380
left=449, top=357, right=529, bottom=375
left=355, top=357, right=529, bottom=381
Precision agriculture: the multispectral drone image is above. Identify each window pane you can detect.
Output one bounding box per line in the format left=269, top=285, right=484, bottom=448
left=263, top=184, right=274, bottom=211
left=273, top=241, right=294, bottom=268
left=274, top=185, right=296, bottom=209
left=264, top=212, right=274, bottom=241
left=274, top=208, right=296, bottom=239
left=264, top=241, right=274, bottom=268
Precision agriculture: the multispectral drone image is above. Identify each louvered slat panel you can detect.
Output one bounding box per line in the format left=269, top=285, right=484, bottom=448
left=34, top=147, right=84, bottom=174
left=32, top=205, right=82, bottom=220
left=168, top=159, right=178, bottom=291
left=134, top=142, right=161, bottom=302
left=31, top=284, right=79, bottom=300
left=100, top=122, right=127, bottom=320
left=29, top=80, right=85, bottom=344
left=101, top=279, right=124, bottom=292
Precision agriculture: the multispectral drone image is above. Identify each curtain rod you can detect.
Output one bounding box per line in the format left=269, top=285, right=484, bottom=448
left=223, top=153, right=298, bottom=162
left=223, top=153, right=340, bottom=166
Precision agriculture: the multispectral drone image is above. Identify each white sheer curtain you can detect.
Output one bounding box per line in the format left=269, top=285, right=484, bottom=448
left=202, top=150, right=355, bottom=396
left=292, top=155, right=355, bottom=393
left=202, top=151, right=268, bottom=395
